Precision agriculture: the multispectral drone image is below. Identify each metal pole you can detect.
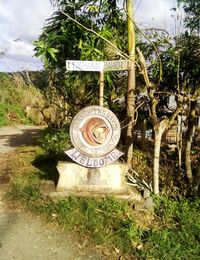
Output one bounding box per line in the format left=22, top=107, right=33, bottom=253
left=99, top=70, right=104, bottom=107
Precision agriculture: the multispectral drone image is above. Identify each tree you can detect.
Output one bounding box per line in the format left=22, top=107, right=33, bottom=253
left=177, top=1, right=200, bottom=192
left=34, top=0, right=129, bottom=122
left=135, top=28, right=195, bottom=194
left=34, top=1, right=199, bottom=196
left=136, top=50, right=183, bottom=194
left=178, top=0, right=200, bottom=33
left=35, top=1, right=127, bottom=70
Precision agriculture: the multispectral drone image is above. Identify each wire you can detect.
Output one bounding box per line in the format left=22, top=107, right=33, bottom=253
left=134, top=0, right=143, bottom=15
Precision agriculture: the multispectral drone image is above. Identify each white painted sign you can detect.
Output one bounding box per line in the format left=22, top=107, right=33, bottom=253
left=66, top=60, right=129, bottom=72
left=66, top=60, right=103, bottom=72
left=65, top=148, right=124, bottom=168
left=104, top=60, right=129, bottom=71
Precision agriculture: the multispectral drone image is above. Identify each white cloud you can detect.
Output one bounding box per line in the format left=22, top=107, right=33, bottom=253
left=0, top=0, right=53, bottom=43
left=0, top=0, right=180, bottom=72
left=135, top=0, right=177, bottom=33
left=0, top=55, right=43, bottom=72
left=0, top=0, right=53, bottom=71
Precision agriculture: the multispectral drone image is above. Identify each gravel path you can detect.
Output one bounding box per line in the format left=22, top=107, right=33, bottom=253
left=0, top=125, right=107, bottom=260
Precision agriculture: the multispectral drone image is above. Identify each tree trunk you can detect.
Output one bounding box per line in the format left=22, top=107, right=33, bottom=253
left=153, top=120, right=168, bottom=194
left=185, top=101, right=197, bottom=186
left=185, top=134, right=193, bottom=185
left=141, top=118, right=147, bottom=149
left=193, top=163, right=200, bottom=194
left=125, top=0, right=136, bottom=165
left=177, top=115, right=183, bottom=171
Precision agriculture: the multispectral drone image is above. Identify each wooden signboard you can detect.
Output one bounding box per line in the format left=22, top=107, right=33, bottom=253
left=66, top=60, right=129, bottom=72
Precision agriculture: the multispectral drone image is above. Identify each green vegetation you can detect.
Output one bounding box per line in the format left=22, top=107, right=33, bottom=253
left=1, top=0, right=199, bottom=258
left=0, top=102, right=31, bottom=126
left=39, top=127, right=71, bottom=159
left=8, top=178, right=200, bottom=258
left=0, top=72, right=38, bottom=107
left=33, top=1, right=127, bottom=116
left=33, top=0, right=200, bottom=194
left=0, top=72, right=45, bottom=126
left=140, top=196, right=200, bottom=259
left=6, top=145, right=200, bottom=258
left=11, top=185, right=141, bottom=254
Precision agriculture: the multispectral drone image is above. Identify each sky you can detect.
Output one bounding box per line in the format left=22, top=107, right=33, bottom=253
left=0, top=0, right=178, bottom=72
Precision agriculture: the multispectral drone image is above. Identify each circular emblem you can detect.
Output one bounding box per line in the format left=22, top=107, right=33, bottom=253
left=70, top=106, right=121, bottom=157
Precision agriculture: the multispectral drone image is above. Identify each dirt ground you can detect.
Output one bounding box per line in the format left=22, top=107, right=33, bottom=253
left=0, top=125, right=107, bottom=260
left=0, top=125, right=43, bottom=154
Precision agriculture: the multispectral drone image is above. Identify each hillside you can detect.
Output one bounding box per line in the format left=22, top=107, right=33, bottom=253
left=0, top=71, right=47, bottom=126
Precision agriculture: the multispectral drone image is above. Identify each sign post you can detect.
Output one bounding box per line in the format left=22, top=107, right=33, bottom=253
left=99, top=70, right=104, bottom=106
left=56, top=60, right=132, bottom=194
left=66, top=60, right=130, bottom=106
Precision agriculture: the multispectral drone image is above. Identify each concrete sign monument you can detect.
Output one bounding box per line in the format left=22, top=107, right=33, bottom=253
left=65, top=106, right=123, bottom=167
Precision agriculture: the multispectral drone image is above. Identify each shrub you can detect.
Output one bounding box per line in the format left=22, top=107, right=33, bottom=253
left=0, top=72, right=43, bottom=109
left=40, top=128, right=71, bottom=159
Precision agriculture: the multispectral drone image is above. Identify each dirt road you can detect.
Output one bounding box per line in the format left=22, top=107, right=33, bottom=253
left=0, top=125, right=106, bottom=260
left=0, top=125, right=43, bottom=154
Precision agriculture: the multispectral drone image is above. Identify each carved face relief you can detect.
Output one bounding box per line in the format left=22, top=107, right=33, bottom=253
left=70, top=106, right=121, bottom=157
left=80, top=117, right=110, bottom=146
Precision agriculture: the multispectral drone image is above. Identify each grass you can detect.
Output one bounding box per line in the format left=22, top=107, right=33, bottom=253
left=2, top=146, right=200, bottom=259
left=138, top=196, right=200, bottom=259
left=0, top=102, right=31, bottom=126
left=8, top=184, right=142, bottom=255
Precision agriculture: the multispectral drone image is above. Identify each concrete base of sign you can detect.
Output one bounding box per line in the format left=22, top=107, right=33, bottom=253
left=56, top=161, right=138, bottom=197
left=48, top=190, right=143, bottom=203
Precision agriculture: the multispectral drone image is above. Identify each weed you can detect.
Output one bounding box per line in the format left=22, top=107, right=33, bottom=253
left=8, top=179, right=200, bottom=258
left=8, top=183, right=140, bottom=255
left=8, top=182, right=42, bottom=202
